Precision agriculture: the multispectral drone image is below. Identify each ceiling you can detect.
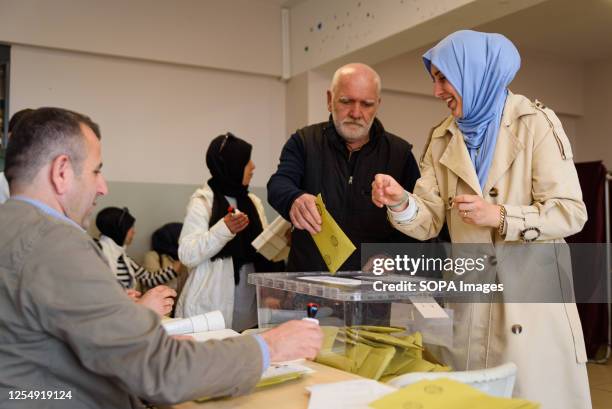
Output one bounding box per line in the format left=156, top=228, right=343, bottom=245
left=261, top=0, right=612, bottom=63
left=254, top=0, right=305, bottom=7
left=477, top=0, right=612, bottom=62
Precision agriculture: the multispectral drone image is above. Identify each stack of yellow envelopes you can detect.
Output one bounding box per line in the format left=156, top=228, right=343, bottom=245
left=315, top=326, right=449, bottom=381
left=369, top=378, right=539, bottom=409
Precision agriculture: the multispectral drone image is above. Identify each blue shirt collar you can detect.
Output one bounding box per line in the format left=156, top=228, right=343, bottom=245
left=12, top=196, right=84, bottom=231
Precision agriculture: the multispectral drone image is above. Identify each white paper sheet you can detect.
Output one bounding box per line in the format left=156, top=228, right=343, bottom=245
left=407, top=295, right=449, bottom=319
left=297, top=276, right=363, bottom=287
left=262, top=361, right=315, bottom=380
left=307, top=379, right=396, bottom=409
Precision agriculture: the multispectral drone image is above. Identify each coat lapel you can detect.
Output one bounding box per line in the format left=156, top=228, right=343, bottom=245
left=439, top=121, right=483, bottom=196
left=482, top=93, right=531, bottom=194
left=482, top=123, right=523, bottom=195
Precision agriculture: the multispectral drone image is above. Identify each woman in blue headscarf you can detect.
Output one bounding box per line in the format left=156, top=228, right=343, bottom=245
left=372, top=31, right=590, bottom=408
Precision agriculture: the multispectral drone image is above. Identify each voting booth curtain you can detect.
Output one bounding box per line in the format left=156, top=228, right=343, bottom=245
left=567, top=161, right=610, bottom=360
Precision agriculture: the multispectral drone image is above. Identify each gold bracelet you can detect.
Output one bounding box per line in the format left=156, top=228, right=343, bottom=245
left=498, top=205, right=506, bottom=235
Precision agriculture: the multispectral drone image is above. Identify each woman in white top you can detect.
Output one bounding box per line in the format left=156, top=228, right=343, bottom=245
left=176, top=133, right=271, bottom=331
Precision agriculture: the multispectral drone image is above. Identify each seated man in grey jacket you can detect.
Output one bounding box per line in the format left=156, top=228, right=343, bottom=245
left=0, top=107, right=323, bottom=409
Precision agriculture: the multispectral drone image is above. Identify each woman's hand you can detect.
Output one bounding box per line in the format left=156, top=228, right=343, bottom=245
left=371, top=174, right=407, bottom=210
left=224, top=212, right=249, bottom=234
left=172, top=259, right=183, bottom=272
left=454, top=195, right=500, bottom=228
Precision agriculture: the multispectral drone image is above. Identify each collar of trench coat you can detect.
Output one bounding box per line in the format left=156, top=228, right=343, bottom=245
left=434, top=91, right=537, bottom=197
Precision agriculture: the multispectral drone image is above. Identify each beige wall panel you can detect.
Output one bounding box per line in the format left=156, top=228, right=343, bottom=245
left=0, top=0, right=282, bottom=76
left=10, top=45, right=286, bottom=188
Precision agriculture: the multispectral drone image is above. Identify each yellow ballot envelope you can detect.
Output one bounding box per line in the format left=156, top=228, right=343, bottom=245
left=369, top=378, right=539, bottom=409
left=311, top=194, right=356, bottom=274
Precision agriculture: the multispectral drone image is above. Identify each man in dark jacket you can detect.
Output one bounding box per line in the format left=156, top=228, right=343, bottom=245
left=267, top=63, right=421, bottom=272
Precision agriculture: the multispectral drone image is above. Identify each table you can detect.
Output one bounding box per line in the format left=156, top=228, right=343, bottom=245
left=165, top=361, right=363, bottom=409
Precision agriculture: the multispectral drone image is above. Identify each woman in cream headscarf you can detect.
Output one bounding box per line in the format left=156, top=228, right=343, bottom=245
left=372, top=30, right=590, bottom=408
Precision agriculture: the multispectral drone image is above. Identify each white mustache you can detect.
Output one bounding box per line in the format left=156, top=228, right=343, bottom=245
left=342, top=121, right=365, bottom=127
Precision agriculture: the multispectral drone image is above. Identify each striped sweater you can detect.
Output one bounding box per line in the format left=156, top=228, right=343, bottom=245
left=114, top=253, right=178, bottom=289
left=95, top=235, right=178, bottom=290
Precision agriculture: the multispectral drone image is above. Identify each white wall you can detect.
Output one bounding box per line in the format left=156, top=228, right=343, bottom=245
left=306, top=69, right=332, bottom=124
left=376, top=91, right=448, bottom=161
left=10, top=45, right=286, bottom=188
left=285, top=71, right=308, bottom=135
left=0, top=0, right=283, bottom=76
left=284, top=67, right=335, bottom=133
left=578, top=58, right=612, bottom=168
left=511, top=49, right=584, bottom=116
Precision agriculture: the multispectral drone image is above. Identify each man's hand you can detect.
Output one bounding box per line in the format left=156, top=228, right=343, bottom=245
left=371, top=174, right=407, bottom=210
left=125, top=289, right=142, bottom=301
left=453, top=195, right=501, bottom=228
left=137, top=285, right=177, bottom=316
left=224, top=212, right=249, bottom=234
left=290, top=193, right=322, bottom=234
left=362, top=254, right=395, bottom=275
left=259, top=320, right=323, bottom=362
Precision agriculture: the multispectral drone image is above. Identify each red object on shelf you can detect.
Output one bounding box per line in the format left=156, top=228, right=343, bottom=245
left=306, top=303, right=319, bottom=319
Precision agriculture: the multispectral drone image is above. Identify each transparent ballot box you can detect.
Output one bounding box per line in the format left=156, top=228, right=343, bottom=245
left=248, top=272, right=454, bottom=349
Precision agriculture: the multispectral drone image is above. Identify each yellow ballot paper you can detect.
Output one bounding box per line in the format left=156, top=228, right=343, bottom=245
left=311, top=194, right=356, bottom=273
left=369, top=378, right=539, bottom=409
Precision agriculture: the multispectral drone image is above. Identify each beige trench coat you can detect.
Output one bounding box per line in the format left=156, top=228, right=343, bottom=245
left=390, top=92, right=591, bottom=409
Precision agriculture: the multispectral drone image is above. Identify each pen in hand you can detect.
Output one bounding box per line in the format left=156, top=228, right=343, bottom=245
left=223, top=204, right=249, bottom=234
